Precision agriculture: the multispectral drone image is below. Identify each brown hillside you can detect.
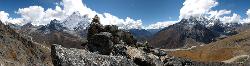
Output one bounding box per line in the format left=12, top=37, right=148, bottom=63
left=169, top=29, right=250, bottom=62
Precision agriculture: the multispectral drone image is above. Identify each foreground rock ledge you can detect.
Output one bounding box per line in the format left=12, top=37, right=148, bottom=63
left=51, top=44, right=137, bottom=66
left=51, top=44, right=246, bottom=66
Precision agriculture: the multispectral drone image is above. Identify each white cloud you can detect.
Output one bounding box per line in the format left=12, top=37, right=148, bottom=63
left=62, top=0, right=97, bottom=17
left=15, top=6, right=66, bottom=25
left=17, top=6, right=45, bottom=25
left=243, top=9, right=250, bottom=23
left=179, top=0, right=218, bottom=19
left=247, top=9, right=250, bottom=16
left=209, top=10, right=231, bottom=18
left=122, top=17, right=142, bottom=29
left=2, top=0, right=142, bottom=29
left=221, top=13, right=241, bottom=23
left=0, top=11, right=23, bottom=24
left=146, top=21, right=178, bottom=29
left=179, top=0, right=246, bottom=24
left=0, top=11, right=9, bottom=23
left=99, top=13, right=142, bottom=29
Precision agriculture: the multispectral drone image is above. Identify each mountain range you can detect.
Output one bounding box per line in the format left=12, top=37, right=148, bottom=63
left=1, top=11, right=250, bottom=65
left=150, top=17, right=240, bottom=49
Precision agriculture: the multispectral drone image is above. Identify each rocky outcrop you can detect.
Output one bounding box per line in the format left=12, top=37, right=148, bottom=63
left=51, top=44, right=137, bottom=66
left=87, top=15, right=137, bottom=55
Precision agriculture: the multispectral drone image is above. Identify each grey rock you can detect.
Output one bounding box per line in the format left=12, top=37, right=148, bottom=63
left=112, top=44, right=127, bottom=56
left=126, top=46, right=164, bottom=66
left=51, top=44, right=137, bottom=66
left=151, top=48, right=167, bottom=56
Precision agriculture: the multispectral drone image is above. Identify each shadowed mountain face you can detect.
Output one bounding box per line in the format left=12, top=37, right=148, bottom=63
left=150, top=17, right=239, bottom=49
left=0, top=21, right=52, bottom=66
left=129, top=29, right=154, bottom=42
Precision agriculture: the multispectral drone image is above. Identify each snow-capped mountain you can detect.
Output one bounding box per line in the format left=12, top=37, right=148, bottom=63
left=38, top=19, right=67, bottom=33
left=150, top=16, right=240, bottom=49
left=62, top=12, right=91, bottom=31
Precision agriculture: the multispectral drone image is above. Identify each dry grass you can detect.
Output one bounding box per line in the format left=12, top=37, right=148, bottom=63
left=169, top=47, right=240, bottom=62
left=169, top=29, right=250, bottom=62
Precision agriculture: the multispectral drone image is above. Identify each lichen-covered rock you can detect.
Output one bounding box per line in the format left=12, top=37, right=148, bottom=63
left=51, top=44, right=137, bottom=66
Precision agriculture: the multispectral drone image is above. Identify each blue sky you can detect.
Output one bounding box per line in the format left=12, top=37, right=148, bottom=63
left=213, top=0, right=250, bottom=18
left=84, top=0, right=183, bottom=25
left=0, top=0, right=250, bottom=29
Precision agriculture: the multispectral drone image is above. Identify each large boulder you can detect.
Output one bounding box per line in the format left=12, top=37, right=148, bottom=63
left=88, top=32, right=114, bottom=55
left=51, top=44, right=137, bottom=66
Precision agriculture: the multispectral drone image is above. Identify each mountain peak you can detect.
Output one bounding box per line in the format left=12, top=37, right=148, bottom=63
left=38, top=19, right=67, bottom=32
left=150, top=16, right=239, bottom=49
left=62, top=11, right=91, bottom=30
